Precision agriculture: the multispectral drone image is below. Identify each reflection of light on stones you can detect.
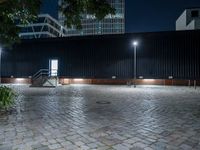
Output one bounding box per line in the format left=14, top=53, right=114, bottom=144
left=68, top=86, right=87, bottom=124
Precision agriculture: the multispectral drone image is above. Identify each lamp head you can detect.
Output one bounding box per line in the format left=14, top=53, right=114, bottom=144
left=133, top=41, right=138, bottom=46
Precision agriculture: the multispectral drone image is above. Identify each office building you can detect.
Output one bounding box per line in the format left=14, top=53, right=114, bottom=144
left=18, top=14, right=67, bottom=39
left=58, top=0, right=125, bottom=36
left=176, top=8, right=200, bottom=30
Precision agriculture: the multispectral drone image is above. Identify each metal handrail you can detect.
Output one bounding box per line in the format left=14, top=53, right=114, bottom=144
left=32, top=68, right=59, bottom=80
left=32, top=69, right=48, bottom=78
left=32, top=69, right=49, bottom=81
left=31, top=69, right=58, bottom=87
left=32, top=72, right=49, bottom=81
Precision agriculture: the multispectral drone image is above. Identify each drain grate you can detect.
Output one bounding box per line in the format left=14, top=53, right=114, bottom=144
left=96, top=101, right=111, bottom=104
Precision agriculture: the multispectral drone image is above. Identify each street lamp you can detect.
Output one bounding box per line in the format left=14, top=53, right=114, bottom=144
left=132, top=41, right=138, bottom=88
left=0, top=47, right=2, bottom=84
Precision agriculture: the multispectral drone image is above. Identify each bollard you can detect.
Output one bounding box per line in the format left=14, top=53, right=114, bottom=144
left=194, top=80, right=197, bottom=90
left=127, top=80, right=132, bottom=87
left=188, top=80, right=191, bottom=87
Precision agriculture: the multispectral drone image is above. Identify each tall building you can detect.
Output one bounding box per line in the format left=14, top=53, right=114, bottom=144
left=18, top=14, right=67, bottom=39
left=176, top=8, right=200, bottom=31
left=18, top=0, right=67, bottom=39
left=58, top=0, right=125, bottom=36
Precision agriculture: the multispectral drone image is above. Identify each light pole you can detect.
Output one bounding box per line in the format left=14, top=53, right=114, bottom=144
left=0, top=47, right=2, bottom=84
left=133, top=41, right=138, bottom=88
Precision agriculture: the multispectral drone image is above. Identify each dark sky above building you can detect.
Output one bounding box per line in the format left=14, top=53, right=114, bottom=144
left=126, top=0, right=200, bottom=33
left=40, top=0, right=200, bottom=33
left=40, top=0, right=58, bottom=19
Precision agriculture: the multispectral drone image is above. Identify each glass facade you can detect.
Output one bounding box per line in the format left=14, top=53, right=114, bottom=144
left=18, top=14, right=67, bottom=39
left=58, top=0, right=125, bottom=36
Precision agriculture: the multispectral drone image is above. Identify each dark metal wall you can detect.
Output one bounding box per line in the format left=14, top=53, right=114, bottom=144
left=2, top=30, right=200, bottom=79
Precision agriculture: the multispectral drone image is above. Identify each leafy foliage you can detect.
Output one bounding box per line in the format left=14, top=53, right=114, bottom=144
left=60, top=0, right=115, bottom=29
left=0, top=0, right=115, bottom=46
left=0, top=86, right=16, bottom=110
left=0, top=0, right=41, bottom=46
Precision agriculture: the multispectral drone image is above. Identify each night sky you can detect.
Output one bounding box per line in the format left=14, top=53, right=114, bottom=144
left=126, top=0, right=200, bottom=33
left=41, top=0, right=200, bottom=33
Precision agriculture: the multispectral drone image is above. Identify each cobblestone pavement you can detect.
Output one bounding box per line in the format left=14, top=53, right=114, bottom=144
left=0, top=85, right=200, bottom=150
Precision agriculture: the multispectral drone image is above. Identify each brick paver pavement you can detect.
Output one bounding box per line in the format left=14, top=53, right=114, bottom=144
left=0, top=85, right=200, bottom=150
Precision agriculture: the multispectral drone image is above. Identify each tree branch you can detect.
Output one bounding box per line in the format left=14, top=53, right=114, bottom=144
left=0, top=0, right=7, bottom=4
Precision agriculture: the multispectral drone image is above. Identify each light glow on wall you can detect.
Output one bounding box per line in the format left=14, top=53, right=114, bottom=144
left=64, top=78, right=70, bottom=82
left=14, top=78, right=28, bottom=84
left=15, top=78, right=25, bottom=81
left=139, top=76, right=144, bottom=79
left=143, top=79, right=156, bottom=82
left=73, top=79, right=84, bottom=82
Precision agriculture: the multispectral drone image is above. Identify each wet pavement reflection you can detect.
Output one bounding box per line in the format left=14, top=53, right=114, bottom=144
left=0, top=85, right=200, bottom=150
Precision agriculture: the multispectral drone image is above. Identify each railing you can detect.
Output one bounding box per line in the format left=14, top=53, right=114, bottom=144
left=31, top=69, right=58, bottom=87
left=32, top=69, right=49, bottom=81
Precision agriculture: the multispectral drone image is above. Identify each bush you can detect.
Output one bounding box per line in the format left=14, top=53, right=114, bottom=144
left=0, top=86, right=16, bottom=110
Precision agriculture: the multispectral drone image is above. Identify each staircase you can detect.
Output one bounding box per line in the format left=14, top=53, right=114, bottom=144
left=30, top=69, right=58, bottom=87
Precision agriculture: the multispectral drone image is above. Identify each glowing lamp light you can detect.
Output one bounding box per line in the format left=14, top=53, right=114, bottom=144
left=15, top=78, right=26, bottom=84
left=112, top=76, right=116, bottom=79
left=15, top=78, right=25, bottom=81
left=133, top=41, right=138, bottom=46
left=143, top=79, right=155, bottom=82
left=139, top=76, right=144, bottom=79
left=73, top=79, right=84, bottom=82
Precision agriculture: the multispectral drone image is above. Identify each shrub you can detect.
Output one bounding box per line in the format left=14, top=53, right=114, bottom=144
left=0, top=86, right=16, bottom=110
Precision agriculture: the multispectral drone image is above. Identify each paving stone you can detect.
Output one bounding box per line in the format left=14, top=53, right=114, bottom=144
left=113, top=144, right=129, bottom=150
left=0, top=85, right=200, bottom=149
left=180, top=144, right=193, bottom=150
left=48, top=143, right=62, bottom=149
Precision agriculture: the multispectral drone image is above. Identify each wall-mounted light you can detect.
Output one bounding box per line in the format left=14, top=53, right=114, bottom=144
left=112, top=76, right=116, bottom=79
left=73, top=79, right=84, bottom=82
left=15, top=78, right=25, bottom=82
left=139, top=76, right=144, bottom=79
left=143, top=79, right=155, bottom=82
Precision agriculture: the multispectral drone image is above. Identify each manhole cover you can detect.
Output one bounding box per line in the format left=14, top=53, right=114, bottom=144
left=96, top=101, right=111, bottom=104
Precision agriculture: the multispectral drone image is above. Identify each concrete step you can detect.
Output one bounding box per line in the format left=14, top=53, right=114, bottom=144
left=31, top=77, right=58, bottom=87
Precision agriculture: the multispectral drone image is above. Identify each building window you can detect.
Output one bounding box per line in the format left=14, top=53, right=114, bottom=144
left=191, top=10, right=199, bottom=18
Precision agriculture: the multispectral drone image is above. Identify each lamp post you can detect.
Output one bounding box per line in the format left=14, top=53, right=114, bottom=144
left=133, top=41, right=138, bottom=88
left=0, top=47, right=2, bottom=84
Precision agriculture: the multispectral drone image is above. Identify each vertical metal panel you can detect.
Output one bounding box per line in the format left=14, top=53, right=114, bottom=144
left=2, top=30, right=200, bottom=79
